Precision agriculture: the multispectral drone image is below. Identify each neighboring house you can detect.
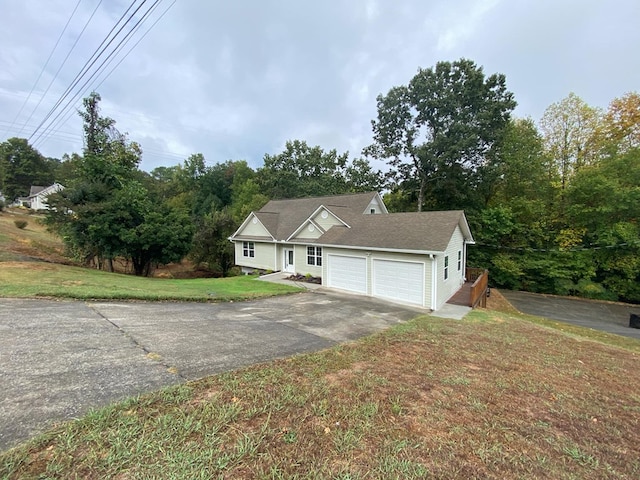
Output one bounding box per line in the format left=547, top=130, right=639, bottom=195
left=24, top=183, right=64, bottom=210
left=230, top=192, right=475, bottom=310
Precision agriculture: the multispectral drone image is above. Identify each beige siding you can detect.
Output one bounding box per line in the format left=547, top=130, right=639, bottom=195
left=364, top=197, right=384, bottom=214
left=313, top=209, right=344, bottom=230
left=234, top=241, right=276, bottom=270
left=435, top=225, right=465, bottom=309
left=292, top=244, right=323, bottom=276
left=238, top=216, right=271, bottom=237
left=292, top=222, right=323, bottom=240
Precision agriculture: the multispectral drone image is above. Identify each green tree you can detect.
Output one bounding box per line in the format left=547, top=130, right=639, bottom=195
left=189, top=209, right=237, bottom=276
left=365, top=58, right=516, bottom=211
left=46, top=92, right=193, bottom=275
left=0, top=137, right=56, bottom=199
left=539, top=93, right=602, bottom=196
left=258, top=140, right=349, bottom=199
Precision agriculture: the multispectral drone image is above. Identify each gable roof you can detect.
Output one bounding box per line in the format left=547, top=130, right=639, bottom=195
left=29, top=186, right=45, bottom=196
left=309, top=210, right=474, bottom=253
left=239, top=192, right=381, bottom=241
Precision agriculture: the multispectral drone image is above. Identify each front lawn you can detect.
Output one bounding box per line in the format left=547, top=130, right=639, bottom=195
left=0, top=262, right=301, bottom=301
left=2, top=305, right=639, bottom=479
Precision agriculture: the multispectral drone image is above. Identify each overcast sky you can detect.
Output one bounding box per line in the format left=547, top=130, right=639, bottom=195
left=1, top=0, right=638, bottom=172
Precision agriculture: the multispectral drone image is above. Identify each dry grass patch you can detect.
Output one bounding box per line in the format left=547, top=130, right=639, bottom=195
left=2, top=308, right=640, bottom=479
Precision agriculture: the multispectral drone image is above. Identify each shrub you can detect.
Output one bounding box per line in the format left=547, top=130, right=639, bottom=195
left=0, top=199, right=4, bottom=211
left=14, top=219, right=28, bottom=229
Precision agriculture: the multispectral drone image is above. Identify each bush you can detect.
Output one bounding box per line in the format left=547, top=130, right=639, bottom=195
left=0, top=199, right=4, bottom=211
left=14, top=219, right=28, bottom=229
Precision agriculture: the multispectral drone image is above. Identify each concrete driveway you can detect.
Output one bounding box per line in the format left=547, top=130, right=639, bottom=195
left=0, top=292, right=419, bottom=451
left=501, top=290, right=640, bottom=340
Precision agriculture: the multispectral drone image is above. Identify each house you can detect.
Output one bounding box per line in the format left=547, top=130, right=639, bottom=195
left=230, top=192, right=475, bottom=310
left=24, top=183, right=64, bottom=210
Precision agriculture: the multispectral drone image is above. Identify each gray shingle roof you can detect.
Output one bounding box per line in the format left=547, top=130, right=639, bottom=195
left=232, top=192, right=473, bottom=253
left=256, top=192, right=379, bottom=240
left=315, top=210, right=470, bottom=252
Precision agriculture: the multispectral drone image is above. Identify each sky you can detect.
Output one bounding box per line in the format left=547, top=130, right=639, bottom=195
left=0, top=0, right=638, bottom=173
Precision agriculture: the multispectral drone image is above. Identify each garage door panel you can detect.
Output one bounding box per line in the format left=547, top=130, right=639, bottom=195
left=373, top=259, right=424, bottom=306
left=327, top=255, right=367, bottom=294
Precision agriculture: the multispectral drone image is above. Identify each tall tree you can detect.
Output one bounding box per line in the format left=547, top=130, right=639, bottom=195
left=365, top=58, right=516, bottom=211
left=0, top=138, right=56, bottom=199
left=601, top=92, right=640, bottom=154
left=46, top=92, right=192, bottom=275
left=539, top=93, right=602, bottom=193
left=258, top=140, right=349, bottom=199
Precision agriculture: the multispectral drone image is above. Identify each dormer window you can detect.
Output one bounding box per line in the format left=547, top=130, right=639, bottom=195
left=370, top=208, right=376, bottom=214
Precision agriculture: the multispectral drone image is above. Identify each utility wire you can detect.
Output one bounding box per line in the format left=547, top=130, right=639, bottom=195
left=36, top=0, right=172, bottom=148
left=16, top=0, right=104, bottom=136
left=31, top=0, right=164, bottom=148
left=3, top=0, right=83, bottom=136
left=28, top=0, right=147, bottom=143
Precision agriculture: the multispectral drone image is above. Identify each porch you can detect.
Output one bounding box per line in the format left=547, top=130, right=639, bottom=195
left=447, top=267, right=489, bottom=308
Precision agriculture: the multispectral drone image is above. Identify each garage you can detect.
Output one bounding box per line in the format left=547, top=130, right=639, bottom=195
left=326, top=254, right=367, bottom=294
left=373, top=259, right=424, bottom=306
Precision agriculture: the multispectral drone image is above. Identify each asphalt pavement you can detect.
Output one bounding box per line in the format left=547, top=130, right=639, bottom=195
left=501, top=290, right=640, bottom=339
left=0, top=292, right=418, bottom=452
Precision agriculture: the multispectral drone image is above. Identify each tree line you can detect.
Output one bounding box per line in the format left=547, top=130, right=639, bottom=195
left=0, top=59, right=637, bottom=303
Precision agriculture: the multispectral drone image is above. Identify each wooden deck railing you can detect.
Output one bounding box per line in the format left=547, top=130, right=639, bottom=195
left=468, top=268, right=489, bottom=308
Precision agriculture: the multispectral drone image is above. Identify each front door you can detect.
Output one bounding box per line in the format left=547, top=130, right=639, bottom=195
left=284, top=248, right=295, bottom=273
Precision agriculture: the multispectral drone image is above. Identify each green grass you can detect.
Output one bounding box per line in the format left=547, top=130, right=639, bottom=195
left=0, top=262, right=302, bottom=301
left=2, top=308, right=639, bottom=479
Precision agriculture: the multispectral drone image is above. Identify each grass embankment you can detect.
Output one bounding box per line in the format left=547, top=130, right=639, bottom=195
left=2, top=300, right=639, bottom=479
left=0, top=209, right=67, bottom=263
left=0, top=262, right=301, bottom=301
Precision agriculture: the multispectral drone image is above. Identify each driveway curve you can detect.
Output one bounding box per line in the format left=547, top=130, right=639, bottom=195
left=501, top=290, right=640, bottom=340
left=0, top=292, right=418, bottom=451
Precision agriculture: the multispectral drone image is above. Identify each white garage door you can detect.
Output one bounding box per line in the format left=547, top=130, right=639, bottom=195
left=373, top=259, right=424, bottom=306
left=327, top=255, right=367, bottom=294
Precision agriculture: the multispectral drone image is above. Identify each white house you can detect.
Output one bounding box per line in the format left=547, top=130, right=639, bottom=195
left=230, top=192, right=475, bottom=310
left=25, top=183, right=64, bottom=210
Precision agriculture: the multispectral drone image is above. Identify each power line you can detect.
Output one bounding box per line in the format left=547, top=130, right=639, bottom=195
left=15, top=0, right=104, bottom=137
left=3, top=0, right=84, bottom=136
left=28, top=0, right=148, bottom=143
left=31, top=0, right=166, bottom=149
left=35, top=0, right=172, bottom=148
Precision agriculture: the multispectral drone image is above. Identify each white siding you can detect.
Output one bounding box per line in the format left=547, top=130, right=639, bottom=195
left=435, top=225, right=465, bottom=309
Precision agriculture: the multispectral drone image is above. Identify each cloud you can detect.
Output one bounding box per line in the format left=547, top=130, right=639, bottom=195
left=0, top=0, right=638, bottom=172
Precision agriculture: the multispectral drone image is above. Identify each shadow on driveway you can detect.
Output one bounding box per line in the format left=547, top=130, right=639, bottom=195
left=0, top=292, right=418, bottom=452
left=501, top=290, right=640, bottom=340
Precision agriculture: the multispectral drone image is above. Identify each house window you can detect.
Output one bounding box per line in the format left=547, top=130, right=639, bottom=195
left=307, top=246, right=322, bottom=266
left=444, top=255, right=449, bottom=280
left=457, top=250, right=462, bottom=271
left=243, top=241, right=255, bottom=258
left=370, top=208, right=376, bottom=214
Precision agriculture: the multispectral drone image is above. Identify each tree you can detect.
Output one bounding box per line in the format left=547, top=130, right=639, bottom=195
left=365, top=58, right=516, bottom=211
left=258, top=140, right=349, bottom=199
left=539, top=93, right=602, bottom=193
left=0, top=138, right=56, bottom=200
left=189, top=209, right=237, bottom=276
left=601, top=92, right=640, bottom=154
left=46, top=92, right=193, bottom=275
